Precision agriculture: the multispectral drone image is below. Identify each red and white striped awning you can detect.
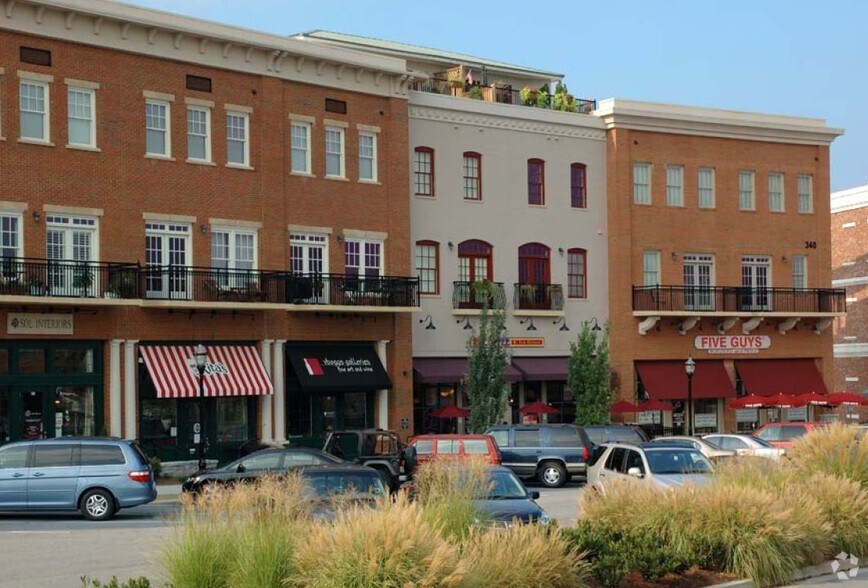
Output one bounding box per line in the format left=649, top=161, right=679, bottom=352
left=140, top=345, right=274, bottom=398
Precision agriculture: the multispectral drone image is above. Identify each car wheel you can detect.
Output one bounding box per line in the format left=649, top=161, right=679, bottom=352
left=81, top=489, right=116, bottom=521
left=538, top=462, right=567, bottom=488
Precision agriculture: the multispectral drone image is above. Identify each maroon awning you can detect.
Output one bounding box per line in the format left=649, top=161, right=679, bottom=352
left=511, top=357, right=568, bottom=381
left=413, top=357, right=522, bottom=384
left=636, top=360, right=735, bottom=400
left=734, top=359, right=828, bottom=396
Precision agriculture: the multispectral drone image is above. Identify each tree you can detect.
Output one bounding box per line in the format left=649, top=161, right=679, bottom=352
left=464, top=281, right=510, bottom=433
left=570, top=320, right=613, bottom=425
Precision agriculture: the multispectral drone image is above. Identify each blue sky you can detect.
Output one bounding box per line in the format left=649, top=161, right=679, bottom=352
left=126, top=0, right=862, bottom=192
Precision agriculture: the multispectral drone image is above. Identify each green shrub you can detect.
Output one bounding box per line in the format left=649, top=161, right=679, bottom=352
left=80, top=577, right=151, bottom=588
left=412, top=458, right=491, bottom=539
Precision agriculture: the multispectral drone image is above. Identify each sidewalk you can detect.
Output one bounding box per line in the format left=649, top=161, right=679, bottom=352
left=155, top=484, right=182, bottom=502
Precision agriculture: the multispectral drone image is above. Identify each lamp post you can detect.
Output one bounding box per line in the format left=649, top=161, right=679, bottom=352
left=194, top=343, right=207, bottom=472
left=684, top=356, right=695, bottom=436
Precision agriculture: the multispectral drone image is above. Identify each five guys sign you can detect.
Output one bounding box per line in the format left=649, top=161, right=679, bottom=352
left=694, top=335, right=771, bottom=354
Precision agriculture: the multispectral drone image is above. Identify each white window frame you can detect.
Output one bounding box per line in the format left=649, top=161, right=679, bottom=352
left=210, top=226, right=258, bottom=271
left=665, top=165, right=683, bottom=207
left=792, top=255, right=807, bottom=289
left=290, top=232, right=329, bottom=275
left=325, top=126, right=345, bottom=178
left=66, top=86, right=96, bottom=149
left=633, top=163, right=651, bottom=205
left=19, top=78, right=51, bottom=144
left=768, top=172, right=785, bottom=212
left=0, top=213, right=23, bottom=260
left=45, top=214, right=100, bottom=297
left=797, top=174, right=813, bottom=214
left=345, top=238, right=384, bottom=278
left=642, top=250, right=660, bottom=286
left=226, top=110, right=250, bottom=168
left=738, top=171, right=755, bottom=211
left=186, top=105, right=211, bottom=163
left=290, top=121, right=312, bottom=175
left=683, top=253, right=715, bottom=310
left=145, top=99, right=171, bottom=157
left=358, top=130, right=378, bottom=182
left=145, top=222, right=191, bottom=299
left=698, top=167, right=715, bottom=209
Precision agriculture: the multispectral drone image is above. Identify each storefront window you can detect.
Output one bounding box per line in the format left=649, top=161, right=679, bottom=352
left=55, top=386, right=95, bottom=437
left=141, top=398, right=178, bottom=446
left=19, top=349, right=45, bottom=374
left=0, top=387, right=9, bottom=441
left=216, top=398, right=248, bottom=443
left=53, top=348, right=95, bottom=373
left=546, top=382, right=576, bottom=424
left=0, top=349, right=8, bottom=375
left=344, top=392, right=367, bottom=429
left=693, top=399, right=719, bottom=434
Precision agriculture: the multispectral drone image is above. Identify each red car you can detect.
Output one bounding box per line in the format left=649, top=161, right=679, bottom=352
left=409, top=434, right=501, bottom=465
left=753, top=422, right=827, bottom=450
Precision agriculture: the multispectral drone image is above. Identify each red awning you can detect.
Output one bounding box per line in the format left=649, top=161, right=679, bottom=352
left=636, top=360, right=735, bottom=400
left=511, top=357, right=568, bottom=381
left=140, top=345, right=274, bottom=399
left=413, top=357, right=522, bottom=384
left=734, top=359, right=828, bottom=396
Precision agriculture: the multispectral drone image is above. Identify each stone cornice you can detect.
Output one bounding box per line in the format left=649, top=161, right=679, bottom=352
left=831, top=185, right=868, bottom=213
left=594, top=98, right=843, bottom=146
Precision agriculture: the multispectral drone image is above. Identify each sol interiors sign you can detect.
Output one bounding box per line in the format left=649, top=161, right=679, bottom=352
left=7, top=313, right=74, bottom=335
left=694, top=335, right=770, bottom=354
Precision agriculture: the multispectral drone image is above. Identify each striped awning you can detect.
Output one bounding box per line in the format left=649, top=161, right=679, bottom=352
left=140, top=345, right=274, bottom=398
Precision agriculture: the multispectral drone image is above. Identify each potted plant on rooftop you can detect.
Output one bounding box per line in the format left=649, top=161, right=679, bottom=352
left=26, top=271, right=45, bottom=296
left=552, top=82, right=578, bottom=113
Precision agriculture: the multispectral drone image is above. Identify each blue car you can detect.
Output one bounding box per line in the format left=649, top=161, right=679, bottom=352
left=475, top=466, right=551, bottom=526
left=0, top=438, right=157, bottom=520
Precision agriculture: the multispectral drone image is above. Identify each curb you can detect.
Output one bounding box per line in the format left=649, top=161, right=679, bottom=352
left=706, top=559, right=859, bottom=587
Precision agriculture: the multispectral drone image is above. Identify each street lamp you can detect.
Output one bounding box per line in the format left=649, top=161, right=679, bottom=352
left=684, top=356, right=696, bottom=436
left=194, top=343, right=207, bottom=472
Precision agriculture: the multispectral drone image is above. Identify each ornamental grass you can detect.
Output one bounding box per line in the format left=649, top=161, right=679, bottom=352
left=787, top=422, right=868, bottom=488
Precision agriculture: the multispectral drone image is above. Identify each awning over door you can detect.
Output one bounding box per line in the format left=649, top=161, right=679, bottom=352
left=511, top=357, right=568, bottom=381
left=734, top=359, right=828, bottom=396
left=636, top=360, right=735, bottom=400
left=140, top=345, right=274, bottom=399
left=286, top=343, right=392, bottom=393
left=413, top=357, right=523, bottom=384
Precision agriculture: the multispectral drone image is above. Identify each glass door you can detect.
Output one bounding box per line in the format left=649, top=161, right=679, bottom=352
left=19, top=387, right=52, bottom=440
left=684, top=254, right=714, bottom=310
left=46, top=215, right=98, bottom=297
left=741, top=255, right=771, bottom=311
left=145, top=223, right=190, bottom=299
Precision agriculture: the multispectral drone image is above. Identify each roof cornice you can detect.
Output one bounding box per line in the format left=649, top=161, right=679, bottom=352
left=594, top=98, right=844, bottom=146
left=831, top=185, right=868, bottom=212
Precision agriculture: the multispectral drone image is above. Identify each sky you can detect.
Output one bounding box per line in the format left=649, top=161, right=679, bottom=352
left=124, top=0, right=864, bottom=192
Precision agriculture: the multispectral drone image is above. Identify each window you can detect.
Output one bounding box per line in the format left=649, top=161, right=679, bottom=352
left=436, top=439, right=458, bottom=454
left=633, top=163, right=651, bottom=204
left=226, top=111, right=249, bottom=166
left=683, top=254, right=714, bottom=310
left=0, top=445, right=28, bottom=469
left=768, top=172, right=784, bottom=212
left=518, top=243, right=550, bottom=284
left=548, top=427, right=580, bottom=447
left=145, top=99, right=170, bottom=156
left=415, top=240, right=439, bottom=295
left=20, top=80, right=49, bottom=142
left=514, top=429, right=541, bottom=447
left=414, top=147, right=434, bottom=196
left=739, top=171, right=755, bottom=211
left=463, top=152, right=482, bottom=201
left=741, top=255, right=772, bottom=311
left=570, top=163, right=587, bottom=208
left=290, top=232, right=328, bottom=275
left=698, top=167, right=715, bottom=208
left=325, top=126, right=345, bottom=177
left=80, top=445, right=125, bottom=466
left=666, top=165, right=683, bottom=207
left=33, top=444, right=74, bottom=467
left=185, top=75, right=212, bottom=93
left=527, top=158, right=545, bottom=205
left=290, top=122, right=311, bottom=174
left=643, top=250, right=660, bottom=286
left=186, top=106, right=210, bottom=162
left=568, top=248, right=587, bottom=298
left=211, top=228, right=257, bottom=280
left=792, top=255, right=807, bottom=289
left=798, top=174, right=813, bottom=213
left=0, top=214, right=22, bottom=260
left=145, top=222, right=190, bottom=299
left=67, top=87, right=95, bottom=148
left=458, top=239, right=493, bottom=282
left=358, top=131, right=377, bottom=181
left=345, top=239, right=383, bottom=278
left=45, top=214, right=98, bottom=296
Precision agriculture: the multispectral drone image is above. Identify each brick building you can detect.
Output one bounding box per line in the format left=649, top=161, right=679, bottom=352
left=0, top=0, right=419, bottom=469
left=598, top=99, right=844, bottom=433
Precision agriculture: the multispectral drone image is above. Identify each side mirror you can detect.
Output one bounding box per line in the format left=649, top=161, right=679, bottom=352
left=236, top=463, right=246, bottom=473
left=402, top=445, right=417, bottom=476
left=627, top=467, right=644, bottom=478
left=530, top=490, right=540, bottom=500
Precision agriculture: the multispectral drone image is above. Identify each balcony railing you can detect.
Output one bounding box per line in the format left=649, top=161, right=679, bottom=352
left=452, top=281, right=506, bottom=310
left=632, top=286, right=846, bottom=314
left=0, top=257, right=141, bottom=299
left=409, top=77, right=596, bottom=114
left=514, top=283, right=565, bottom=311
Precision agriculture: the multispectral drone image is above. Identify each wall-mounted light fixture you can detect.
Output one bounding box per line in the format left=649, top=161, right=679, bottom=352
left=671, top=252, right=678, bottom=260
left=32, top=211, right=41, bottom=222
left=588, top=317, right=603, bottom=333
left=419, top=314, right=436, bottom=330
left=781, top=255, right=787, bottom=262
left=336, top=234, right=344, bottom=244
left=520, top=317, right=537, bottom=331
left=456, top=317, right=473, bottom=330
left=553, top=317, right=569, bottom=331
left=199, top=223, right=208, bottom=234
left=558, top=247, right=565, bottom=256
left=448, top=241, right=454, bottom=251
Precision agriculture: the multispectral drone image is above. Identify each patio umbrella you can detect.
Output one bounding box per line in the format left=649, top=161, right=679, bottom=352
left=825, top=392, right=868, bottom=407
left=795, top=392, right=829, bottom=406
left=636, top=399, right=674, bottom=412
left=520, top=401, right=559, bottom=415
left=610, top=400, right=639, bottom=413
left=433, top=404, right=470, bottom=419
left=728, top=395, right=768, bottom=409
left=765, top=394, right=805, bottom=408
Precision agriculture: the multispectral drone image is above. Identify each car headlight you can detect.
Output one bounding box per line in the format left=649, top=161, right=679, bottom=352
left=188, top=476, right=201, bottom=485
left=538, top=511, right=551, bottom=526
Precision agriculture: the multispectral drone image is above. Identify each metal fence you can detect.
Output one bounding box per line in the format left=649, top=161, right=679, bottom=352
left=513, top=283, right=565, bottom=311
left=632, top=285, right=846, bottom=314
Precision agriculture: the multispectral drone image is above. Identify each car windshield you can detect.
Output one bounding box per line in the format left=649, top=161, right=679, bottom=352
left=645, top=449, right=713, bottom=475
left=751, top=437, right=774, bottom=448
left=701, top=438, right=722, bottom=449
left=303, top=472, right=386, bottom=497
left=610, top=428, right=645, bottom=443
left=486, top=470, right=529, bottom=499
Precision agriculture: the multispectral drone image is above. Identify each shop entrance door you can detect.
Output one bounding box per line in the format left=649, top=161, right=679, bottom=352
left=311, top=392, right=372, bottom=443
left=16, top=387, right=53, bottom=441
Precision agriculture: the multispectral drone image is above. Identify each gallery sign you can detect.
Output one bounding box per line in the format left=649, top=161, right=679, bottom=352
left=7, top=313, right=74, bottom=335
left=468, top=337, right=545, bottom=348
left=694, top=335, right=770, bottom=354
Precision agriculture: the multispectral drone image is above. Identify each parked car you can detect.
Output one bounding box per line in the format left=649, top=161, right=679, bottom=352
left=299, top=464, right=388, bottom=519
left=649, top=435, right=736, bottom=462
left=587, top=442, right=715, bottom=495
left=583, top=424, right=650, bottom=446
left=484, top=424, right=593, bottom=488
left=0, top=437, right=157, bottom=520
left=323, top=429, right=416, bottom=491
left=753, top=422, right=827, bottom=450
left=409, top=434, right=501, bottom=465
left=475, top=466, right=551, bottom=526
left=181, top=446, right=342, bottom=494
left=702, top=433, right=787, bottom=460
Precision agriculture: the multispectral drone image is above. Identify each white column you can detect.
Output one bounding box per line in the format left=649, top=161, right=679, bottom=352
left=260, top=340, right=274, bottom=443
left=123, top=340, right=139, bottom=440
left=109, top=339, right=124, bottom=437
left=273, top=340, right=286, bottom=443
left=376, top=340, right=389, bottom=430
left=541, top=381, right=548, bottom=424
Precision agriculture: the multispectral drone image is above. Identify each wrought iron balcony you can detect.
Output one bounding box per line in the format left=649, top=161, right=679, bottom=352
left=0, top=257, right=141, bottom=299
left=513, top=283, right=565, bottom=311
left=632, top=286, right=846, bottom=314
left=452, top=281, right=506, bottom=310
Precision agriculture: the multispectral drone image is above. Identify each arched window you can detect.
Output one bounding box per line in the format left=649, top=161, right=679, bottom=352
left=414, top=147, right=434, bottom=196
left=568, top=248, right=587, bottom=298
left=457, top=239, right=492, bottom=282
left=528, top=158, right=545, bottom=205
left=463, top=152, right=482, bottom=201
left=415, top=240, right=439, bottom=295
left=570, top=163, right=587, bottom=208
left=518, top=243, right=550, bottom=284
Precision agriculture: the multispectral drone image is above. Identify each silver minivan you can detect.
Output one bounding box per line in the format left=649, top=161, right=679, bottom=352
left=0, top=437, right=157, bottom=520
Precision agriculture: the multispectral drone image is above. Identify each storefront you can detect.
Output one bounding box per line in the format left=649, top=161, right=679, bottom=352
left=733, top=358, right=829, bottom=429
left=510, top=357, right=573, bottom=424
left=0, top=340, right=103, bottom=445
left=137, top=342, right=273, bottom=465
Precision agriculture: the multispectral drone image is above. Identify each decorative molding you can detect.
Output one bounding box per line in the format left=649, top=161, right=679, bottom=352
left=777, top=317, right=799, bottom=335
left=287, top=224, right=333, bottom=235
left=64, top=11, right=74, bottom=29
left=142, top=212, right=195, bottom=223
left=831, top=185, right=868, bottom=213
left=5, top=1, right=17, bottom=19
left=813, top=318, right=833, bottom=334
left=357, top=124, right=381, bottom=133
left=184, top=97, right=214, bottom=108
left=44, top=204, right=104, bottom=217
left=343, top=228, right=388, bottom=240
left=0, top=200, right=28, bottom=213
left=638, top=316, right=660, bottom=336
left=224, top=103, right=253, bottom=113
left=717, top=316, right=738, bottom=334
left=120, top=22, right=129, bottom=40
left=336, top=64, right=345, bottom=80
left=173, top=32, right=183, bottom=49
left=34, top=5, right=44, bottom=24
left=143, top=90, right=175, bottom=102
left=741, top=317, right=763, bottom=334
left=678, top=316, right=700, bottom=335
left=209, top=218, right=262, bottom=229
left=323, top=118, right=349, bottom=128
left=92, top=16, right=101, bottom=35
left=64, top=77, right=100, bottom=89
left=198, top=37, right=208, bottom=54
left=288, top=113, right=316, bottom=124
left=17, top=70, right=54, bottom=83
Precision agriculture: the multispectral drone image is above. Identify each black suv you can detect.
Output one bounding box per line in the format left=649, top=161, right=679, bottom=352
left=323, top=429, right=416, bottom=491
left=483, top=424, right=593, bottom=488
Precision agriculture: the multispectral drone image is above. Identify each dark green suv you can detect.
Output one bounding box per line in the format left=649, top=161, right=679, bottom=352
left=323, top=429, right=416, bottom=491
left=484, top=424, right=592, bottom=488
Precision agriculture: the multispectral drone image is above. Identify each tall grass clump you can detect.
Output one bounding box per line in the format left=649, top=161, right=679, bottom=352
left=412, top=457, right=491, bottom=539
left=713, top=455, right=795, bottom=492
left=799, top=472, right=868, bottom=558
left=788, top=423, right=868, bottom=488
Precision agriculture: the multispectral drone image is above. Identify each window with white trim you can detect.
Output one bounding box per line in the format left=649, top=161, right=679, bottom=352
left=145, top=222, right=190, bottom=299
left=633, top=163, right=651, bottom=205
left=415, top=241, right=439, bottom=295
left=739, top=171, right=755, bottom=211
left=226, top=111, right=249, bottom=166
left=145, top=99, right=170, bottom=156
left=683, top=253, right=714, bottom=310
left=797, top=174, right=813, bottom=214
left=792, top=255, right=807, bottom=289
left=0, top=215, right=22, bottom=260
left=20, top=80, right=49, bottom=142
left=741, top=255, right=772, bottom=311
left=187, top=106, right=211, bottom=162
left=768, top=172, right=784, bottom=212
left=698, top=168, right=715, bottom=209
left=642, top=250, right=660, bottom=286
left=345, top=238, right=383, bottom=279
left=325, top=126, right=345, bottom=178
left=290, top=122, right=311, bottom=174
left=358, top=131, right=377, bottom=181
left=67, top=87, right=95, bottom=148
left=290, top=232, right=328, bottom=275
left=211, top=228, right=257, bottom=272
left=666, top=165, right=683, bottom=206
left=46, top=214, right=99, bottom=296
